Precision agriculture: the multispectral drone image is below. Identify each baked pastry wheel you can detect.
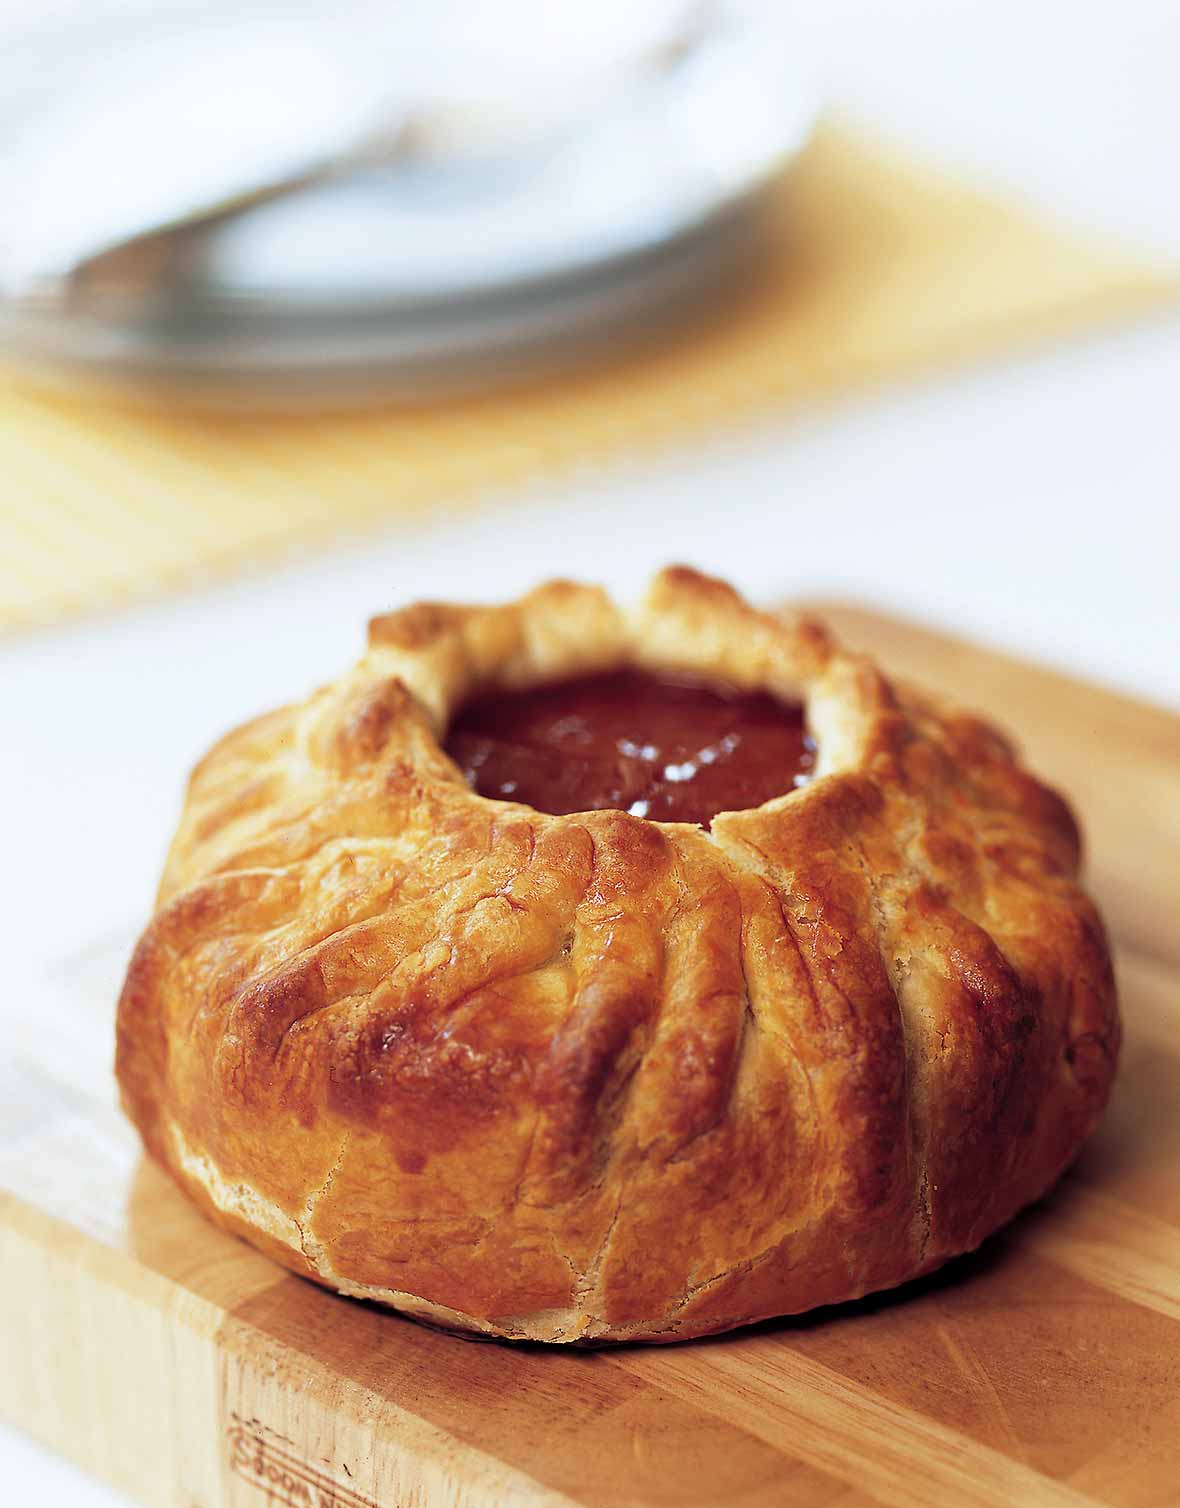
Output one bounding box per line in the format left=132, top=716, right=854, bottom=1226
left=116, top=568, right=1119, bottom=1343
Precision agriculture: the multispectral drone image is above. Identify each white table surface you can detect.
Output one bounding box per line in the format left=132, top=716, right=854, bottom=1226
left=2, top=1, right=1179, bottom=1502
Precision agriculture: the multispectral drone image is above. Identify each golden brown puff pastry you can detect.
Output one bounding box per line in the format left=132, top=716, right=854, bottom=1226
left=115, top=568, right=1119, bottom=1343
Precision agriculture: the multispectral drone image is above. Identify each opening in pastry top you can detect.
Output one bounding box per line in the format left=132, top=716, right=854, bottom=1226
left=444, top=669, right=815, bottom=826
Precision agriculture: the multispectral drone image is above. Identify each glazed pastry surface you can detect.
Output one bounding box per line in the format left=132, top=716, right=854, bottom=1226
left=116, top=568, right=1119, bottom=1342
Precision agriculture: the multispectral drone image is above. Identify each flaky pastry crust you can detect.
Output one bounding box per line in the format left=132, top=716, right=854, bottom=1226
left=115, top=568, right=1119, bottom=1342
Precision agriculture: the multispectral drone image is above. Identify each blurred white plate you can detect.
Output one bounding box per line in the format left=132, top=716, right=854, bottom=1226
left=0, top=1, right=815, bottom=404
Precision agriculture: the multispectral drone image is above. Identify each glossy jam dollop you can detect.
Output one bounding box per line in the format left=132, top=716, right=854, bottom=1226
left=444, top=669, right=815, bottom=826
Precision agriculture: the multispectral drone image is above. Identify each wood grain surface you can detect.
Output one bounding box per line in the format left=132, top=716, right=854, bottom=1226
left=1, top=607, right=1177, bottom=1508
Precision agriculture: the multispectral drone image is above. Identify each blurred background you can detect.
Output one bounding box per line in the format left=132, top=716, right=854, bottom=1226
left=1, top=0, right=1178, bottom=1499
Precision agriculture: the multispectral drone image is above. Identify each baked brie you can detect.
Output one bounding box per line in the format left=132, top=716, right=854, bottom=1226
left=116, top=568, right=1119, bottom=1342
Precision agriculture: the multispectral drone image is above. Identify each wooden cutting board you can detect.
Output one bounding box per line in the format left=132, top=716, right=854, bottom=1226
left=2, top=607, right=1178, bottom=1508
